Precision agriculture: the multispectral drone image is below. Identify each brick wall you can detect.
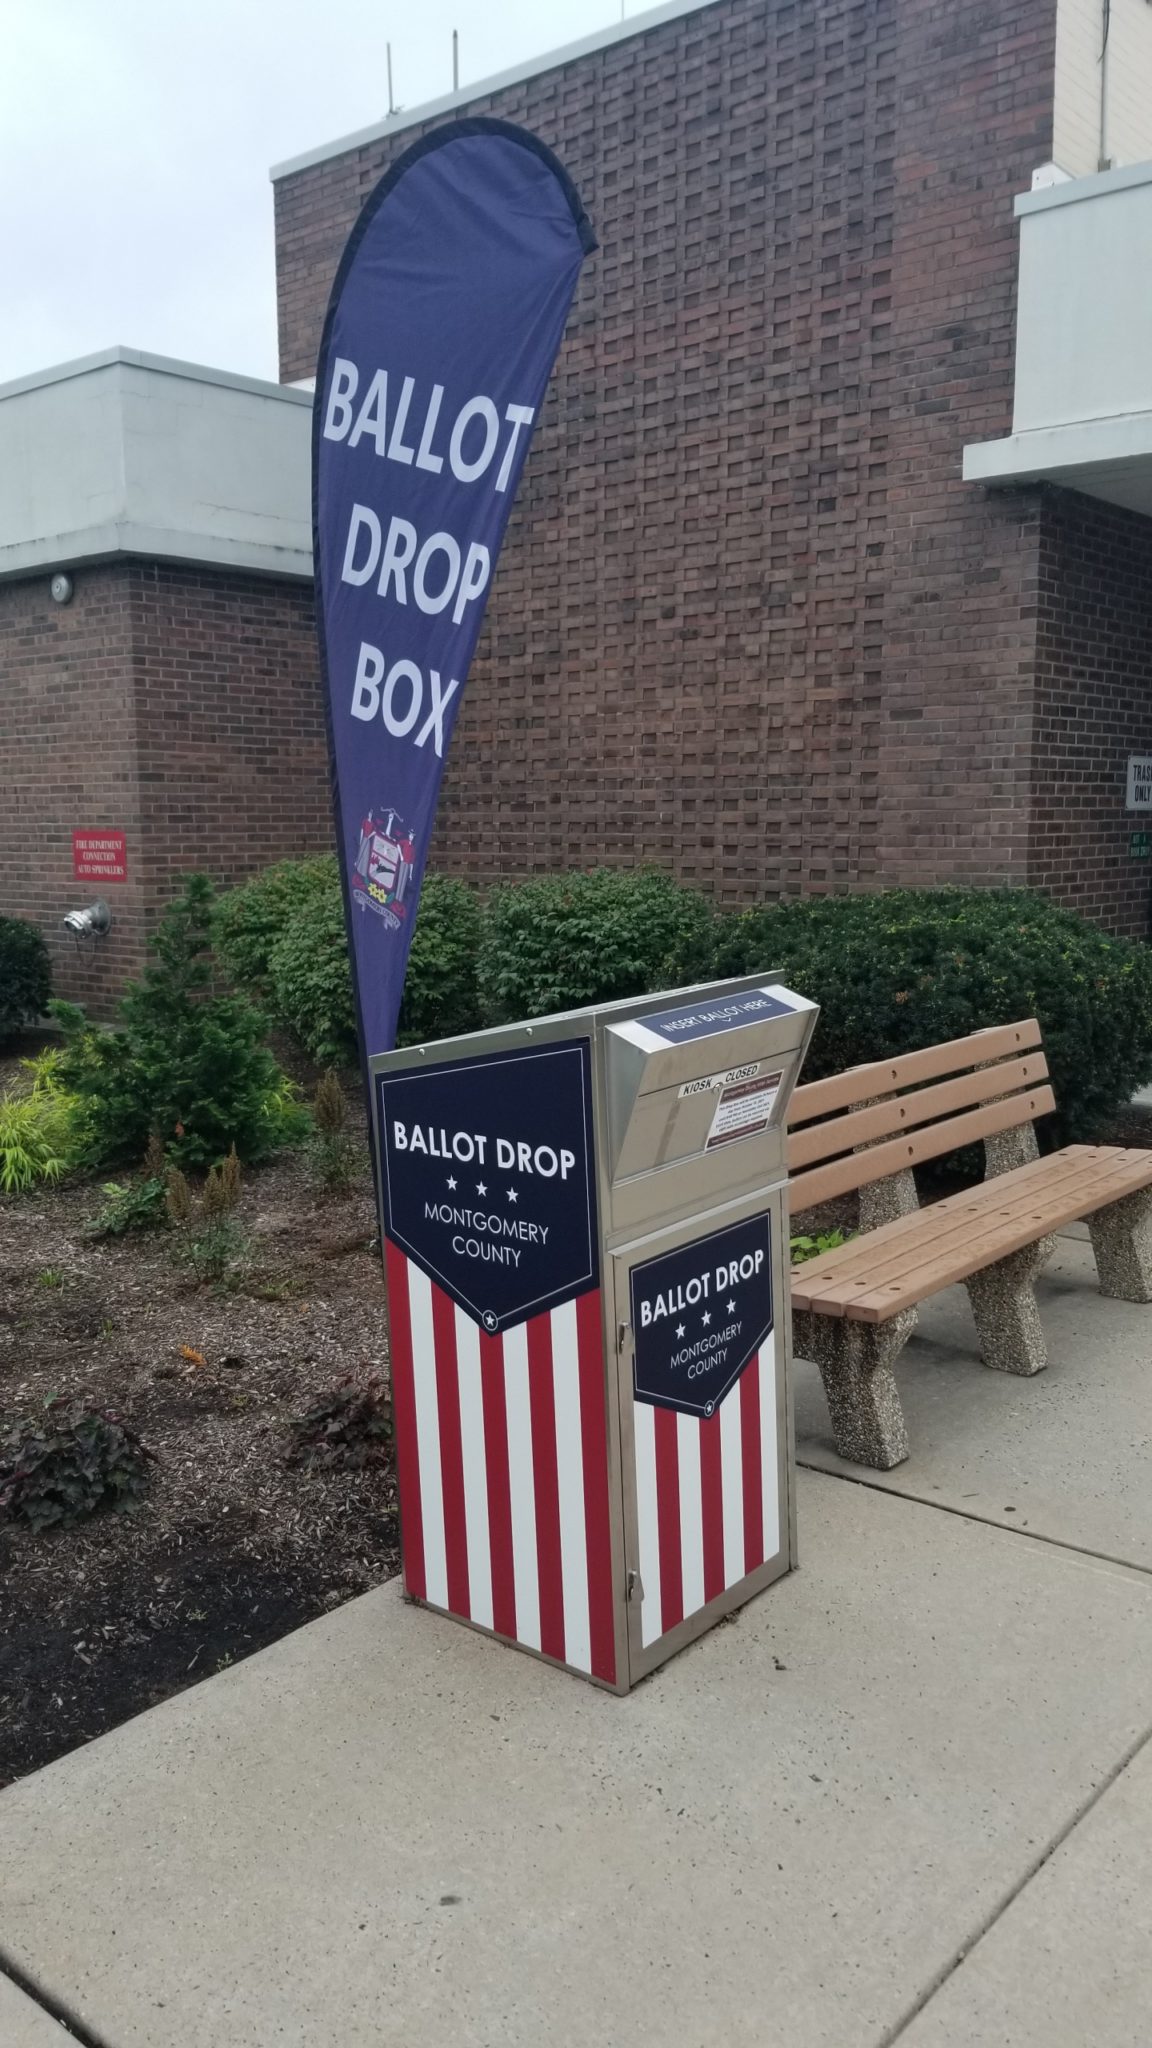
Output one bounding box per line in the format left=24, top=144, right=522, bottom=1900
left=274, top=0, right=1065, bottom=910
left=0, top=561, right=331, bottom=1019
left=877, top=0, right=1055, bottom=889
left=0, top=567, right=147, bottom=1013
left=1029, top=490, right=1152, bottom=936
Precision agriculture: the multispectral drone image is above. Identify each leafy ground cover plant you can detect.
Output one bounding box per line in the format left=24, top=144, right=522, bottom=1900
left=0, top=914, right=52, bottom=1044
left=287, top=1377, right=392, bottom=1471
left=790, top=1228, right=856, bottom=1264
left=85, top=1176, right=169, bottom=1239
left=715, top=886, right=1152, bottom=1143
left=0, top=1396, right=153, bottom=1531
left=53, top=875, right=302, bottom=1168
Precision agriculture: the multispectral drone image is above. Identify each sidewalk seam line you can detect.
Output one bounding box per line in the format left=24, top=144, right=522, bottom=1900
left=879, top=1718, right=1152, bottom=2048
left=796, top=1455, right=1152, bottom=1580
left=0, top=1950, right=115, bottom=2048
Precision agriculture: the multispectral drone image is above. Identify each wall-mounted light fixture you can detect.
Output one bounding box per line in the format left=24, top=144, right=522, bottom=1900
left=50, top=572, right=74, bottom=605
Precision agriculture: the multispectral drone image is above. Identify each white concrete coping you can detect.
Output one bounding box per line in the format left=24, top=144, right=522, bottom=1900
left=1015, top=155, right=1152, bottom=216
left=0, top=348, right=313, bottom=584
left=963, top=412, right=1152, bottom=517
left=269, top=0, right=724, bottom=180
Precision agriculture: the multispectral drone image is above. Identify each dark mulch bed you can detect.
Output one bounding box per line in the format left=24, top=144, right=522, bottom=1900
left=0, top=1062, right=399, bottom=1788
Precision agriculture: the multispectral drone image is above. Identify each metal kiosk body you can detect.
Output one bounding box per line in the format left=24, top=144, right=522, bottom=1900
left=370, top=974, right=818, bottom=1695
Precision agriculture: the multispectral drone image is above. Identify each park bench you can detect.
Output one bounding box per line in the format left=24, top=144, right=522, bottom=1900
left=787, top=1018, right=1152, bottom=1470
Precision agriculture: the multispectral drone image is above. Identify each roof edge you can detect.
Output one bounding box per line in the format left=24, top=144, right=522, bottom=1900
left=269, top=0, right=722, bottom=181
left=0, top=348, right=311, bottom=407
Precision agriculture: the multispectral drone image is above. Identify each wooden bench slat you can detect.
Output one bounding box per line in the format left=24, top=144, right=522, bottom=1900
left=790, top=1152, right=1098, bottom=1309
left=789, top=1020, right=1042, bottom=1126
left=795, top=1147, right=1148, bottom=1306
left=789, top=1086, right=1057, bottom=1212
left=787, top=1053, right=1050, bottom=1171
left=793, top=1147, right=1152, bottom=1322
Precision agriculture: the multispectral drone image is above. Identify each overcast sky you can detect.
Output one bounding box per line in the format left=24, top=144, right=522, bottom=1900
left=0, top=0, right=635, bottom=387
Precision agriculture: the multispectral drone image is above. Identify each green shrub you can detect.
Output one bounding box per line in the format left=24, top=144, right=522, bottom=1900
left=0, top=1396, right=153, bottom=1531
left=214, top=855, right=339, bottom=991
left=262, top=867, right=482, bottom=1060
left=398, top=875, right=483, bottom=1045
left=477, top=868, right=715, bottom=1022
left=716, top=887, right=1152, bottom=1142
left=0, top=916, right=52, bottom=1043
left=266, top=886, right=358, bottom=1065
left=52, top=875, right=296, bottom=1168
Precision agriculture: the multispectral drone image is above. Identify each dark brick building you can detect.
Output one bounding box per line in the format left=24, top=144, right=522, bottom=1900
left=5, top=0, right=1152, bottom=1025
left=0, top=352, right=323, bottom=1010
left=273, top=0, right=1152, bottom=934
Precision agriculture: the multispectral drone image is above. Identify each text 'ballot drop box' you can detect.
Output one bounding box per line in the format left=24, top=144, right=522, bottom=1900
left=370, top=973, right=818, bottom=1693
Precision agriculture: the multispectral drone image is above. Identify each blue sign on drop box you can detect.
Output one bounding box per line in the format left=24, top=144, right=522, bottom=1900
left=377, top=1038, right=598, bottom=1332
left=631, top=1210, right=774, bottom=1420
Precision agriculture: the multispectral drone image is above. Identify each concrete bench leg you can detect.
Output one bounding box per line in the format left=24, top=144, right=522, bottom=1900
left=964, top=1237, right=1055, bottom=1375
left=793, top=1308, right=914, bottom=1470
left=1088, top=1190, right=1152, bottom=1302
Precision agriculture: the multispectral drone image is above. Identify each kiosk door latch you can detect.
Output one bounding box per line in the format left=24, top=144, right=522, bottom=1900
left=626, top=1569, right=643, bottom=1603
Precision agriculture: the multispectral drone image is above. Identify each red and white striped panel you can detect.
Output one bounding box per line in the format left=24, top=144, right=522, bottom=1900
left=632, top=1338, right=779, bottom=1650
left=385, top=1240, right=617, bottom=1686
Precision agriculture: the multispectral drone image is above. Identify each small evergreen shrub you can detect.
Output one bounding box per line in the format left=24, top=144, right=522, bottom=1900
left=0, top=916, right=52, bottom=1043
left=0, top=1397, right=153, bottom=1531
left=52, top=876, right=296, bottom=1168
left=715, top=887, right=1152, bottom=1143
left=477, top=867, right=715, bottom=1022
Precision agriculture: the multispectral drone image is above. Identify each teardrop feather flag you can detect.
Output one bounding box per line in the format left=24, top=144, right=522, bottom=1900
left=313, top=118, right=596, bottom=1059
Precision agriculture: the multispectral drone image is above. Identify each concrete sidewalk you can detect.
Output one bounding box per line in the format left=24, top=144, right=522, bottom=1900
left=2, top=1229, right=1150, bottom=2048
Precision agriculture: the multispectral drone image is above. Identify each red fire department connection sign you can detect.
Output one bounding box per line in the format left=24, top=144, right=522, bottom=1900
left=72, top=830, right=127, bottom=883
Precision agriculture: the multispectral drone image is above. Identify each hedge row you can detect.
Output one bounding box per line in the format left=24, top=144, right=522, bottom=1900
left=215, top=864, right=1152, bottom=1142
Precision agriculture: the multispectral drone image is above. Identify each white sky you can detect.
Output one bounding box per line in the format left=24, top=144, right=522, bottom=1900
left=0, top=0, right=637, bottom=386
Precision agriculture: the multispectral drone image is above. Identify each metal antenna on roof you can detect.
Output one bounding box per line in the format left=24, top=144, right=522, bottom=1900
left=386, top=42, right=396, bottom=117
left=452, top=28, right=459, bottom=92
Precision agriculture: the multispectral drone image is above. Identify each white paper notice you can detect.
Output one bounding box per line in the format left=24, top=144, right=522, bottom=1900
left=705, top=1070, right=783, bottom=1150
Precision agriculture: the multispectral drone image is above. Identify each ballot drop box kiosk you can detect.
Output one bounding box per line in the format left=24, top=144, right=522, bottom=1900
left=370, top=975, right=818, bottom=1694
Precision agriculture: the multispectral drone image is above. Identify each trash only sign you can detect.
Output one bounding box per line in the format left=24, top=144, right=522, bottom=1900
left=630, top=1210, right=774, bottom=1419
left=1127, top=756, right=1152, bottom=809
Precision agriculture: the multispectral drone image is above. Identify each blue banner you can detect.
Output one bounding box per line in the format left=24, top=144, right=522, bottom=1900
left=313, top=119, right=595, bottom=1059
